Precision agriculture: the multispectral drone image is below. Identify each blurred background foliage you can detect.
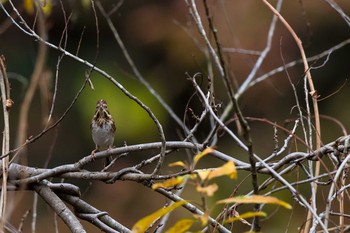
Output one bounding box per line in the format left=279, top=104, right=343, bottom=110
left=1, top=0, right=350, bottom=232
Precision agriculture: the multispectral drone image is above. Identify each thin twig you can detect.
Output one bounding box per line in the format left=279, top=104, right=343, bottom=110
left=237, top=0, right=283, bottom=97
left=248, top=38, right=350, bottom=90
left=187, top=0, right=224, bottom=78
left=261, top=1, right=322, bottom=231
left=15, top=6, right=47, bottom=160
left=1, top=1, right=167, bottom=176
left=46, top=0, right=72, bottom=126
left=0, top=55, right=11, bottom=232
left=95, top=1, right=167, bottom=176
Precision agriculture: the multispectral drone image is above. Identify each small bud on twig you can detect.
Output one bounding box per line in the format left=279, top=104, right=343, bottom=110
left=5, top=99, right=13, bottom=110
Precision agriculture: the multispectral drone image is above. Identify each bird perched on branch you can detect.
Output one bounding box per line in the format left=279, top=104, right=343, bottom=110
left=91, top=99, right=116, bottom=166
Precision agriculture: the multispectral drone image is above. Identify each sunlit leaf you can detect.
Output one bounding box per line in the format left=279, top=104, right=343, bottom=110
left=196, top=183, right=218, bottom=196
left=224, top=211, right=267, bottom=223
left=193, top=147, right=215, bottom=166
left=39, top=0, right=52, bottom=15
left=24, top=0, right=34, bottom=14
left=24, top=0, right=52, bottom=15
left=207, top=161, right=237, bottom=180
left=168, top=161, right=188, bottom=169
left=217, top=195, right=292, bottom=209
left=132, top=200, right=187, bottom=233
left=152, top=176, right=187, bottom=189
left=196, top=161, right=237, bottom=181
left=165, top=219, right=195, bottom=233
left=196, top=169, right=211, bottom=181
left=194, top=212, right=209, bottom=226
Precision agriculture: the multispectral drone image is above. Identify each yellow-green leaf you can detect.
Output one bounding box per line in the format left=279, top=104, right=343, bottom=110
left=152, top=176, right=187, bottom=189
left=132, top=200, right=187, bottom=233
left=39, top=0, right=52, bottom=15
left=196, top=169, right=211, bottom=181
left=196, top=183, right=218, bottom=196
left=165, top=219, right=195, bottom=233
left=194, top=212, right=209, bottom=226
left=24, top=0, right=52, bottom=15
left=217, top=195, right=292, bottom=209
left=193, top=147, right=215, bottom=166
left=207, top=161, right=237, bottom=180
left=24, top=0, right=34, bottom=14
left=168, top=161, right=188, bottom=169
left=224, top=211, right=267, bottom=223
left=196, top=161, right=237, bottom=181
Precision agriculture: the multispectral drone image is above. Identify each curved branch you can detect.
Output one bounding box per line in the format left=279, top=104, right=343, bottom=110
left=59, top=194, right=131, bottom=233
left=33, top=182, right=86, bottom=233
left=6, top=136, right=349, bottom=185
left=0, top=1, right=166, bottom=177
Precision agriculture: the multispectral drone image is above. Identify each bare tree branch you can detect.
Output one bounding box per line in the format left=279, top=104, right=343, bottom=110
left=33, top=182, right=86, bottom=233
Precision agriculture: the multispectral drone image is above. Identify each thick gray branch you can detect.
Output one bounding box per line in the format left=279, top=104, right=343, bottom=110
left=33, top=182, right=86, bottom=233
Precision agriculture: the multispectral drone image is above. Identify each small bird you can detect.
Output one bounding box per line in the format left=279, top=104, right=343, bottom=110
left=91, top=99, right=116, bottom=166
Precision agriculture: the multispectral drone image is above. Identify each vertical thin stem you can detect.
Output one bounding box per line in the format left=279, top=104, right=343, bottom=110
left=0, top=55, right=11, bottom=232
left=261, top=1, right=322, bottom=231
